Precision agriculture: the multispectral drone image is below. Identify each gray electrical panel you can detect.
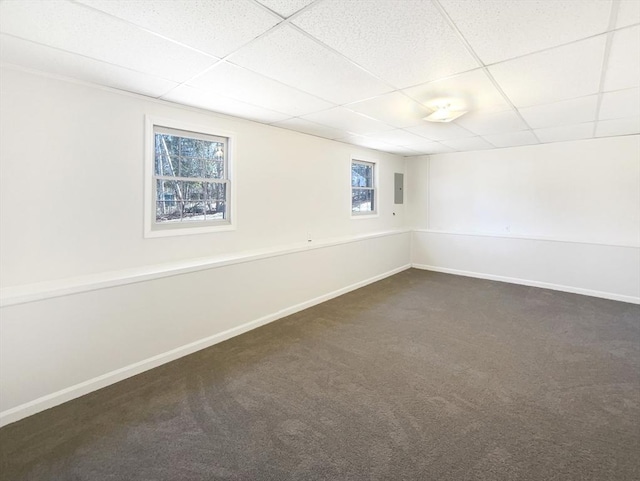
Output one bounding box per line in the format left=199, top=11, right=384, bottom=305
left=394, top=173, right=404, bottom=204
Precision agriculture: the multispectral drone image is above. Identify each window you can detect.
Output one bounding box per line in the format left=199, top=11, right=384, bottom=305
left=351, top=159, right=376, bottom=215
left=145, top=117, right=234, bottom=237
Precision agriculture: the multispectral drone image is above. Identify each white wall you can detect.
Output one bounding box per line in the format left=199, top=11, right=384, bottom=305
left=0, top=67, right=410, bottom=425
left=408, top=136, right=640, bottom=302
left=0, top=68, right=407, bottom=288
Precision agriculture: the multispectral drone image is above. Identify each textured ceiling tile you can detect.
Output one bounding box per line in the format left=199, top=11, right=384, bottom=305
left=346, top=92, right=431, bottom=128
left=441, top=137, right=494, bottom=152
left=188, top=62, right=333, bottom=117
left=482, top=131, right=539, bottom=148
left=406, top=122, right=475, bottom=141
left=392, top=136, right=453, bottom=152
left=489, top=36, right=606, bottom=108
left=616, top=0, right=640, bottom=28
left=255, top=0, right=315, bottom=18
left=439, top=0, right=612, bottom=64
left=604, top=26, right=640, bottom=92
left=457, top=109, right=527, bottom=135
left=403, top=69, right=510, bottom=115
left=271, top=118, right=346, bottom=139
left=534, top=123, right=595, bottom=143
left=0, top=34, right=178, bottom=97
left=414, top=143, right=456, bottom=154
left=519, top=95, right=598, bottom=129
left=382, top=145, right=423, bottom=156
left=0, top=0, right=218, bottom=82
left=596, top=117, right=640, bottom=137
left=77, top=0, right=279, bottom=58
left=334, top=134, right=397, bottom=152
left=368, top=129, right=433, bottom=147
left=228, top=25, right=392, bottom=104
left=162, top=85, right=290, bottom=123
left=599, top=88, right=640, bottom=120
left=301, top=107, right=394, bottom=135
left=292, top=0, right=478, bottom=89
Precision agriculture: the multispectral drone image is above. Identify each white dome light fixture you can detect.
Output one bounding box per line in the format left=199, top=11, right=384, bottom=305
left=423, top=103, right=468, bottom=123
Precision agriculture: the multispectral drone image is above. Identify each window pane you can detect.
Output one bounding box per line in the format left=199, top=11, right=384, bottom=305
left=204, top=158, right=224, bottom=179
left=204, top=182, right=227, bottom=220
left=179, top=136, right=200, bottom=157
left=156, top=179, right=182, bottom=222
left=155, top=134, right=179, bottom=176
left=351, top=162, right=373, bottom=187
left=179, top=156, right=203, bottom=178
left=352, top=188, right=374, bottom=212
left=151, top=125, right=230, bottom=231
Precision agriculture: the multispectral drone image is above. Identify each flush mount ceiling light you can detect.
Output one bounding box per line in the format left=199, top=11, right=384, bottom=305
left=423, top=104, right=468, bottom=123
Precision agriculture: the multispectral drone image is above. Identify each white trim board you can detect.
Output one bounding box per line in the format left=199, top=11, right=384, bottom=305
left=412, top=229, right=640, bottom=249
left=0, top=263, right=411, bottom=427
left=412, top=263, right=640, bottom=305
left=0, top=229, right=410, bottom=307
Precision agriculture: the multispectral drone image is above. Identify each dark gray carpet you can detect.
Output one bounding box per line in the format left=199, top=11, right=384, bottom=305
left=1, top=269, right=639, bottom=480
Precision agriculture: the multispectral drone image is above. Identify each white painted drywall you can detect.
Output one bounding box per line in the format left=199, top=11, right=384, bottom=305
left=0, top=232, right=411, bottom=422
left=0, top=67, right=410, bottom=424
left=408, top=135, right=640, bottom=300
left=0, top=67, right=406, bottom=288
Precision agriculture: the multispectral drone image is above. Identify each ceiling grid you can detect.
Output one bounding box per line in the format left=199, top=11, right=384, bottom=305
left=0, top=0, right=637, bottom=155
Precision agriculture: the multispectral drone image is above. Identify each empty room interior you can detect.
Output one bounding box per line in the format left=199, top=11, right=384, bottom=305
left=0, top=0, right=639, bottom=479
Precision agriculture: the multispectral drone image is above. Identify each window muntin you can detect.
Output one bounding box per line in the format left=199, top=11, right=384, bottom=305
left=351, top=160, right=376, bottom=215
left=152, top=125, right=230, bottom=231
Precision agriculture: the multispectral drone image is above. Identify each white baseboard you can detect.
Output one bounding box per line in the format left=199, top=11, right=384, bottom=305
left=0, top=264, right=411, bottom=427
left=412, top=263, right=640, bottom=305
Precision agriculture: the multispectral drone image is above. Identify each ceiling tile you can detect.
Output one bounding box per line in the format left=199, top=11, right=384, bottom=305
left=188, top=62, right=333, bottom=117
left=292, top=0, right=479, bottom=89
left=271, top=118, right=346, bottom=139
left=363, top=130, right=454, bottom=154
left=402, top=138, right=456, bottom=153
left=519, top=95, right=598, bottom=129
left=457, top=109, right=527, bottom=135
left=489, top=36, right=606, bottom=108
left=0, top=0, right=218, bottom=83
left=300, top=107, right=394, bottom=135
left=441, top=137, right=494, bottom=152
left=596, top=117, right=640, bottom=137
left=228, top=25, right=392, bottom=104
left=603, top=26, right=640, bottom=92
left=0, top=34, right=178, bottom=98
left=439, top=0, right=612, bottom=64
left=616, top=0, right=640, bottom=28
left=599, top=88, right=640, bottom=120
left=346, top=92, right=431, bottom=128
left=406, top=122, right=476, bottom=141
left=77, top=0, right=279, bottom=58
left=482, top=131, right=539, bottom=148
left=534, top=123, right=594, bottom=143
left=255, top=0, right=315, bottom=18
left=334, top=134, right=397, bottom=152
left=368, top=129, right=434, bottom=147
left=162, top=85, right=290, bottom=123
left=383, top=145, right=423, bottom=156
left=414, top=143, right=456, bottom=154
left=403, top=69, right=511, bottom=115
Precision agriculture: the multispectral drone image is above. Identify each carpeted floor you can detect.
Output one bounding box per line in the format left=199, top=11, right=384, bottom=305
left=1, top=269, right=639, bottom=480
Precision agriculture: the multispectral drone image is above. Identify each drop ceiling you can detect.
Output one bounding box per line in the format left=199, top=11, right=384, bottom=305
left=1, top=0, right=639, bottom=156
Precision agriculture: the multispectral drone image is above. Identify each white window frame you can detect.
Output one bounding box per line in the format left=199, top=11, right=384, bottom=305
left=350, top=157, right=378, bottom=218
left=144, top=116, right=236, bottom=238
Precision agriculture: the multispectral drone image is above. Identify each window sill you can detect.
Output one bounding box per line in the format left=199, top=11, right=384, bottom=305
left=351, top=213, right=379, bottom=220
left=144, top=222, right=236, bottom=238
